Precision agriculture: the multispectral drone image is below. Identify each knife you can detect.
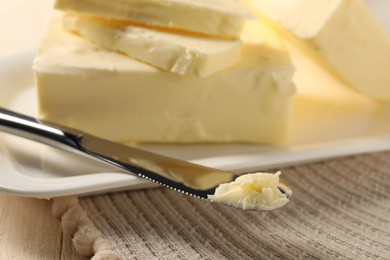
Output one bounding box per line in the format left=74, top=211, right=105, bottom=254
left=0, top=107, right=237, bottom=199
left=0, top=107, right=291, bottom=210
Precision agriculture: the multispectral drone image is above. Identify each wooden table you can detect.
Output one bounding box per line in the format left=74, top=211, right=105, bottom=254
left=0, top=194, right=87, bottom=259
left=0, top=1, right=85, bottom=259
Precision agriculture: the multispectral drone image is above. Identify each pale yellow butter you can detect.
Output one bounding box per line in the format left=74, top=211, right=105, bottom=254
left=208, top=172, right=291, bottom=211
left=248, top=0, right=390, bottom=100
left=284, top=30, right=385, bottom=145
left=34, top=18, right=295, bottom=144
left=55, top=0, right=246, bottom=38
left=62, top=14, right=242, bottom=77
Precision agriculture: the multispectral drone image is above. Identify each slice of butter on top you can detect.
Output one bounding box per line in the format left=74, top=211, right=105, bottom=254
left=247, top=0, right=390, bottom=101
left=55, top=0, right=246, bottom=38
left=62, top=14, right=242, bottom=77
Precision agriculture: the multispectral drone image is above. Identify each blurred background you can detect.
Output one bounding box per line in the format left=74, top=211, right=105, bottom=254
left=0, top=0, right=54, bottom=57
left=366, top=0, right=390, bottom=34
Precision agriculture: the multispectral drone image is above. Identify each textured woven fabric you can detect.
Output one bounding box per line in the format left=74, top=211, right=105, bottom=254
left=79, top=151, right=390, bottom=260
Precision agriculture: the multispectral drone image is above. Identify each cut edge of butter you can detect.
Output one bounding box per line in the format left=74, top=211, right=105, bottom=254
left=62, top=13, right=243, bottom=77
left=208, top=171, right=292, bottom=211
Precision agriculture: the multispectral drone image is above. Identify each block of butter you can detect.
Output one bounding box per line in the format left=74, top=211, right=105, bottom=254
left=248, top=0, right=390, bottom=100
left=286, top=32, right=385, bottom=145
left=62, top=14, right=242, bottom=77
left=55, top=0, right=246, bottom=38
left=34, top=18, right=295, bottom=144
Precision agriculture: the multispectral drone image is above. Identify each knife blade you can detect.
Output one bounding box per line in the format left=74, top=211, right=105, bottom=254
left=0, top=107, right=234, bottom=199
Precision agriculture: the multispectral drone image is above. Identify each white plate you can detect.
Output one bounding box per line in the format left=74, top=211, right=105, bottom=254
left=1, top=51, right=390, bottom=199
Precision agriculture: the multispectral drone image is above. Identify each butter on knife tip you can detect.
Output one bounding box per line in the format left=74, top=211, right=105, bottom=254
left=208, top=171, right=292, bottom=211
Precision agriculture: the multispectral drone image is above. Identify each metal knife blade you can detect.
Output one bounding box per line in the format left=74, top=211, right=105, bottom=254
left=0, top=107, right=234, bottom=199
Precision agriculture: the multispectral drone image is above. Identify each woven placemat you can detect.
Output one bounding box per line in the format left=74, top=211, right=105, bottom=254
left=54, top=151, right=390, bottom=259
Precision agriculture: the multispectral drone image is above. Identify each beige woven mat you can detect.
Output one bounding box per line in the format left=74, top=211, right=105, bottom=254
left=55, top=151, right=390, bottom=259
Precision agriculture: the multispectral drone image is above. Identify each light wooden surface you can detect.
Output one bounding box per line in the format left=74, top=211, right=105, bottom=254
left=0, top=194, right=87, bottom=259
left=0, top=1, right=86, bottom=259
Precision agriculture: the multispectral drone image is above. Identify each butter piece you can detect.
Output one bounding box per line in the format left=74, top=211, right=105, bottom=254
left=208, top=172, right=291, bottom=211
left=55, top=0, right=246, bottom=38
left=34, top=18, right=295, bottom=144
left=287, top=34, right=386, bottom=145
left=62, top=14, right=242, bottom=77
left=248, top=0, right=390, bottom=100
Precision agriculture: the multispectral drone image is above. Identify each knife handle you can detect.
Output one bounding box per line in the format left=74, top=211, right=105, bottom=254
left=0, top=107, right=81, bottom=151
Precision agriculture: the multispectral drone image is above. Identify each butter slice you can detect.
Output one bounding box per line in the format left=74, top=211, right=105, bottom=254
left=55, top=0, right=246, bottom=38
left=208, top=172, right=291, bottom=211
left=248, top=0, right=390, bottom=100
left=62, top=14, right=242, bottom=77
left=34, top=18, right=295, bottom=144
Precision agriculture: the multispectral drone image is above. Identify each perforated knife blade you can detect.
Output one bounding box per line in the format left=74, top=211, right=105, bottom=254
left=0, top=107, right=234, bottom=199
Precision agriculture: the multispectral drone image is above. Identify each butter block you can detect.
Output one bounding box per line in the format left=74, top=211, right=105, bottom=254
left=248, top=0, right=390, bottom=100
left=55, top=0, right=246, bottom=38
left=62, top=14, right=242, bottom=77
left=286, top=36, right=385, bottom=146
left=34, top=18, right=295, bottom=144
